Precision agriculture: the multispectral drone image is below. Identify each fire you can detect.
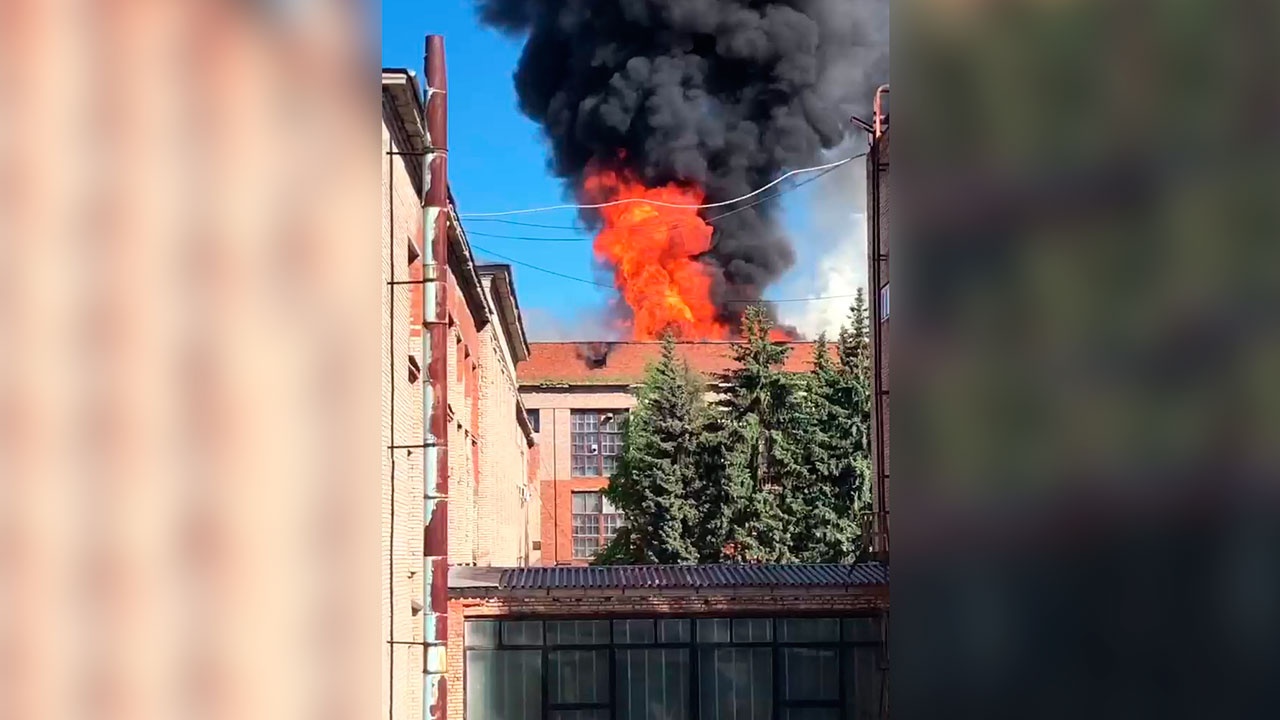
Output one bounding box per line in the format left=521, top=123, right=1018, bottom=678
left=584, top=165, right=730, bottom=341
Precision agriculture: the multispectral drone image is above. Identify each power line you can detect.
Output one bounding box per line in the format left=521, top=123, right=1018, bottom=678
left=468, top=230, right=589, bottom=243
left=464, top=163, right=845, bottom=243
left=458, top=153, right=867, bottom=218
left=470, top=242, right=861, bottom=305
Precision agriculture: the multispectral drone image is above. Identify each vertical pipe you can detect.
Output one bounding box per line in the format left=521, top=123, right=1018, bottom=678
left=422, top=34, right=450, bottom=720
left=867, top=91, right=888, bottom=560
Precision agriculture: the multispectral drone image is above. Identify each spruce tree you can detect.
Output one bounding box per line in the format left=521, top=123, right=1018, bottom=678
left=595, top=335, right=703, bottom=564
left=838, top=287, right=872, bottom=377
left=710, top=306, right=805, bottom=562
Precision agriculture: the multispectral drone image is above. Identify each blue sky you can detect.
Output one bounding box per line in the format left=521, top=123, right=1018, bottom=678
left=382, top=0, right=857, bottom=339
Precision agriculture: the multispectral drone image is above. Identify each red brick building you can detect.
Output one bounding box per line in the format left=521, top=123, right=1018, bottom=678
left=382, top=68, right=540, bottom=720
left=519, top=341, right=829, bottom=565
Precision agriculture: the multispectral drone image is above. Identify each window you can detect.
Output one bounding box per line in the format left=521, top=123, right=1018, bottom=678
left=464, top=617, right=886, bottom=720
left=527, top=408, right=541, bottom=433
left=879, top=283, right=889, bottom=321
left=571, top=410, right=626, bottom=477
left=571, top=491, right=622, bottom=559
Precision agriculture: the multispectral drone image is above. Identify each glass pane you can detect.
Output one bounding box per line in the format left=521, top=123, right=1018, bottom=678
left=572, top=536, right=600, bottom=559
left=528, top=409, right=540, bottom=433
left=571, top=515, right=597, bottom=538
left=617, top=648, right=690, bottom=720
left=551, top=711, right=609, bottom=720
left=464, top=620, right=498, bottom=648
left=782, top=709, right=840, bottom=720
left=845, top=646, right=885, bottom=720
left=547, top=620, right=611, bottom=646
left=501, top=621, right=544, bottom=646
left=777, top=619, right=840, bottom=644
left=548, top=650, right=610, bottom=704
left=602, top=454, right=620, bottom=475
left=572, top=492, right=602, bottom=514
left=781, top=647, right=839, bottom=701
left=698, top=647, right=772, bottom=720
left=613, top=619, right=656, bottom=644
left=466, top=649, right=542, bottom=720
left=658, top=619, right=691, bottom=644
left=697, top=619, right=731, bottom=644
left=603, top=514, right=623, bottom=538
left=843, top=617, right=881, bottom=643
left=732, top=618, right=773, bottom=643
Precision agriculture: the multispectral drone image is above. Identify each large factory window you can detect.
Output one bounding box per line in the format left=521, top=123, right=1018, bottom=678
left=570, top=410, right=627, bottom=477
left=570, top=491, right=622, bottom=559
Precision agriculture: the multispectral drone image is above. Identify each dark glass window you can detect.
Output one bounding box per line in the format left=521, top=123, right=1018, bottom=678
left=465, top=648, right=542, bottom=720
left=781, top=648, right=840, bottom=701
left=698, top=647, right=773, bottom=720
left=658, top=619, right=692, bottom=644
left=527, top=408, right=541, bottom=433
left=548, top=650, right=610, bottom=704
left=613, top=619, right=656, bottom=644
left=617, top=648, right=691, bottom=720
left=463, top=616, right=884, bottom=720
left=570, top=410, right=626, bottom=477
left=778, top=618, right=840, bottom=643
left=547, top=620, right=610, bottom=646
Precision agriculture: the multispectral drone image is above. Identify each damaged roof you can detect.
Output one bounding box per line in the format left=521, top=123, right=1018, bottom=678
left=518, top=341, right=828, bottom=387
left=450, top=562, right=887, bottom=594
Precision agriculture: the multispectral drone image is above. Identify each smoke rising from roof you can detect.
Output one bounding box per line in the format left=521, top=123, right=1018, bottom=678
left=475, top=0, right=888, bottom=328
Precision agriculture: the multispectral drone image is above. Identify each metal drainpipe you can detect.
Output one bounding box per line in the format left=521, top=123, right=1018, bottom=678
left=422, top=34, right=450, bottom=720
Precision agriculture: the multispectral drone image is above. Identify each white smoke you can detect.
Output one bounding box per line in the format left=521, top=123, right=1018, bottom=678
left=780, top=143, right=869, bottom=338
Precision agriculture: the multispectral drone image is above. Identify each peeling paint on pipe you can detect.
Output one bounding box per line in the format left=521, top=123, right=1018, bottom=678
left=422, top=33, right=450, bottom=720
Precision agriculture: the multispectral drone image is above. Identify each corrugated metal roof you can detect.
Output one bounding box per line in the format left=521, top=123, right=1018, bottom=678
left=450, top=563, right=887, bottom=592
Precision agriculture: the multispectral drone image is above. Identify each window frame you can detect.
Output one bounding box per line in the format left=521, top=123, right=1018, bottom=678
left=570, top=491, right=622, bottom=560
left=570, top=410, right=627, bottom=478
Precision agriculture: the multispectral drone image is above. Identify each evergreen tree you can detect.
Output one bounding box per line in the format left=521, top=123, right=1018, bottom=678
left=806, top=299, right=877, bottom=560
left=710, top=306, right=806, bottom=562
left=838, top=288, right=872, bottom=377
left=595, top=335, right=703, bottom=564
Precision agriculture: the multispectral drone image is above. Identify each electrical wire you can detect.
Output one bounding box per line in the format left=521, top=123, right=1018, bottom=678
left=470, top=242, right=861, bottom=305
left=464, top=163, right=845, bottom=244
left=458, top=152, right=867, bottom=217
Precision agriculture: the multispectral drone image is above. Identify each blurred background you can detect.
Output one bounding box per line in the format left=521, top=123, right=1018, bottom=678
left=1, top=2, right=381, bottom=719
left=900, top=0, right=1280, bottom=717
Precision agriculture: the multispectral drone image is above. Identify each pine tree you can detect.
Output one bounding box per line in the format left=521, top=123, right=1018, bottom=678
left=595, top=335, right=703, bottom=565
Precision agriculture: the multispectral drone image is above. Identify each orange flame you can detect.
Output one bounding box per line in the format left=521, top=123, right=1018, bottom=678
left=584, top=165, right=730, bottom=341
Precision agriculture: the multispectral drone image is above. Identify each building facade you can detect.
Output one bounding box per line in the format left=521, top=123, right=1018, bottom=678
left=519, top=341, right=829, bottom=566
left=382, top=68, right=540, bottom=720
left=447, top=564, right=889, bottom=720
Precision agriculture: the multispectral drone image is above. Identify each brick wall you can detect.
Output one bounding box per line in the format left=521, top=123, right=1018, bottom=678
left=521, top=390, right=638, bottom=565
left=385, top=78, right=539, bottom=720
left=382, top=110, right=425, bottom=720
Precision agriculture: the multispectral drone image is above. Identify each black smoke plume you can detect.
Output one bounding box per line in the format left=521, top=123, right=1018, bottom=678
left=476, top=0, right=888, bottom=330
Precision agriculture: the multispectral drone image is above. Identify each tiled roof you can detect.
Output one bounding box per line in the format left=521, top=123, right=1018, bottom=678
left=518, top=341, right=828, bottom=387
left=450, top=562, right=887, bottom=592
